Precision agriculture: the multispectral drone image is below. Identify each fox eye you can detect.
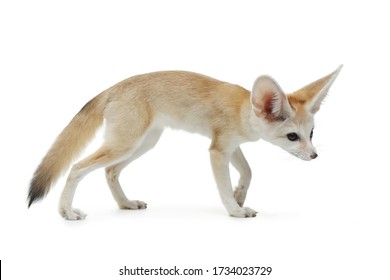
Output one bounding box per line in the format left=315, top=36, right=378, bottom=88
left=310, top=129, right=314, bottom=139
left=287, top=133, right=299, bottom=141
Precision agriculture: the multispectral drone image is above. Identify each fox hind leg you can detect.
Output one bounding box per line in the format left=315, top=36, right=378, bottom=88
left=58, top=146, right=133, bottom=220
left=57, top=100, right=156, bottom=220
left=58, top=131, right=150, bottom=220
left=105, top=159, right=147, bottom=210
left=105, top=128, right=163, bottom=210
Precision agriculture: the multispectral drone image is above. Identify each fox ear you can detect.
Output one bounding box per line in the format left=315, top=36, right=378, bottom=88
left=251, top=75, right=293, bottom=121
left=294, top=65, right=343, bottom=114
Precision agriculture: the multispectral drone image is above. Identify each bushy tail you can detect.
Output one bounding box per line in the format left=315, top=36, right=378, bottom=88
left=27, top=92, right=108, bottom=207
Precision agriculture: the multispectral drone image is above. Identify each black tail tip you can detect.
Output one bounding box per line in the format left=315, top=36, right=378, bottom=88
left=27, top=197, right=34, bottom=208
left=28, top=175, right=49, bottom=208
left=27, top=189, right=45, bottom=208
left=27, top=194, right=37, bottom=208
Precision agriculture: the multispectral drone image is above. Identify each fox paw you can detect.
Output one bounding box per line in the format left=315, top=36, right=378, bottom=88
left=119, top=200, right=147, bottom=210
left=59, top=207, right=87, bottom=220
left=230, top=207, right=257, bottom=218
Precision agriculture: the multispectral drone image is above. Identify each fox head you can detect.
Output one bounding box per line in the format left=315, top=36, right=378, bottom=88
left=251, top=65, right=342, bottom=161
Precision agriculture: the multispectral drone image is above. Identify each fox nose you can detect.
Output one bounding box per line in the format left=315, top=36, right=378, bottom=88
left=310, top=153, right=318, bottom=159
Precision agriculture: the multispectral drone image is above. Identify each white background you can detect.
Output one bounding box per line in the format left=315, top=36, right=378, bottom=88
left=1, top=0, right=389, bottom=279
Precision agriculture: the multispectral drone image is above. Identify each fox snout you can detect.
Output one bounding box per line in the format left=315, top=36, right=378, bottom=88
left=291, top=147, right=318, bottom=161
left=298, top=152, right=317, bottom=161
left=308, top=144, right=318, bottom=160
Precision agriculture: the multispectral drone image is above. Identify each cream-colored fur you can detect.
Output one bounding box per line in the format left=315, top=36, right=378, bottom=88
left=28, top=66, right=342, bottom=220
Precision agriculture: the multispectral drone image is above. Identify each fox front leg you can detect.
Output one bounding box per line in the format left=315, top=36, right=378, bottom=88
left=231, top=147, right=252, bottom=207
left=209, top=147, right=257, bottom=218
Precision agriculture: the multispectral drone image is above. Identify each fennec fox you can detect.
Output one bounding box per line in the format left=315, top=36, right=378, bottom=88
left=28, top=66, right=342, bottom=220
